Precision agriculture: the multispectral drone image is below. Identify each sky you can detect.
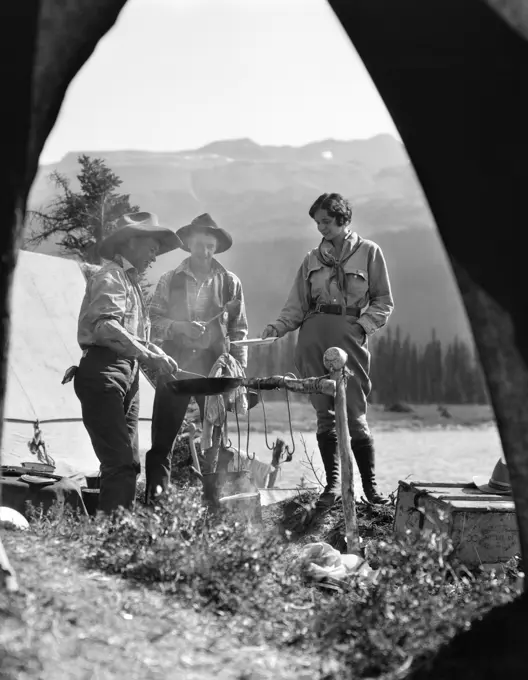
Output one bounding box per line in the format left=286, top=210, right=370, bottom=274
left=40, top=0, right=400, bottom=165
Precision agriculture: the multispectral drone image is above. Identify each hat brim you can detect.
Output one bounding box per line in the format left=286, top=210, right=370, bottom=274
left=472, top=476, right=512, bottom=496
left=176, top=224, right=233, bottom=254
left=99, top=226, right=183, bottom=260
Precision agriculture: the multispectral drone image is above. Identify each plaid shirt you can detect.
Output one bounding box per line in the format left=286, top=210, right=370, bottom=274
left=77, top=255, right=152, bottom=359
left=149, top=258, right=248, bottom=367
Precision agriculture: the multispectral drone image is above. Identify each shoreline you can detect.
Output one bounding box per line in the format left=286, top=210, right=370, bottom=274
left=245, top=420, right=497, bottom=435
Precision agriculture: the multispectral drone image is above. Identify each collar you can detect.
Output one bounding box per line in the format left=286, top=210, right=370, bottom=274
left=172, top=257, right=227, bottom=280
left=319, top=230, right=359, bottom=259
left=114, top=254, right=137, bottom=273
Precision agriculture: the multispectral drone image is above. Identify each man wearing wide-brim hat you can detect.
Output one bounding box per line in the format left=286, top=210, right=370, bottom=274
left=146, top=213, right=248, bottom=503
left=72, top=212, right=183, bottom=514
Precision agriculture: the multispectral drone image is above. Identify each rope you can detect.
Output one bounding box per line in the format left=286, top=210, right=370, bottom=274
left=283, top=373, right=296, bottom=455
left=223, top=412, right=231, bottom=448
left=227, top=373, right=299, bottom=469
left=258, top=381, right=275, bottom=452
left=246, top=390, right=254, bottom=460
left=258, top=374, right=296, bottom=455
left=234, top=403, right=242, bottom=472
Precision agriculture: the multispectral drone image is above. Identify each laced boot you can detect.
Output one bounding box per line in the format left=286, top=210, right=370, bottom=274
left=315, top=430, right=340, bottom=509
left=351, top=436, right=389, bottom=505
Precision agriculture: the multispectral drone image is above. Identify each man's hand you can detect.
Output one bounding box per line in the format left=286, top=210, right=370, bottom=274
left=171, top=321, right=206, bottom=340
left=148, top=343, right=166, bottom=356
left=261, top=325, right=279, bottom=339
left=144, top=351, right=178, bottom=376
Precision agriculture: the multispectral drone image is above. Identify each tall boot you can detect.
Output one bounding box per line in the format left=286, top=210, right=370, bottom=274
left=316, top=430, right=340, bottom=508
left=351, top=436, right=388, bottom=505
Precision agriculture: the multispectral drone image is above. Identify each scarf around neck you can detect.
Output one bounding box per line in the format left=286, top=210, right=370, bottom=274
left=316, top=232, right=362, bottom=298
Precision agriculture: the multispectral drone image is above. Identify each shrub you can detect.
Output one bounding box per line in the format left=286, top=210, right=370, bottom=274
left=27, top=487, right=523, bottom=678
left=81, top=488, right=294, bottom=619
left=312, top=532, right=521, bottom=678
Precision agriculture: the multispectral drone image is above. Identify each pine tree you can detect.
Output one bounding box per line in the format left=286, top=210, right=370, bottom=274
left=25, top=155, right=139, bottom=265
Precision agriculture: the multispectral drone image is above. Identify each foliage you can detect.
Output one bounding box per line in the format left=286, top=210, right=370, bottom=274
left=314, top=535, right=521, bottom=678
left=370, top=327, right=489, bottom=406
left=25, top=486, right=523, bottom=678
left=25, top=154, right=139, bottom=265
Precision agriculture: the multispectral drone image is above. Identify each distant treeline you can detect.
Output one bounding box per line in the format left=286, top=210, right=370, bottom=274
left=246, top=326, right=489, bottom=405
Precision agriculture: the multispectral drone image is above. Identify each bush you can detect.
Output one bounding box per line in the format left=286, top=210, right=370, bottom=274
left=28, top=487, right=523, bottom=678
left=313, top=531, right=520, bottom=677
left=80, top=489, right=294, bottom=619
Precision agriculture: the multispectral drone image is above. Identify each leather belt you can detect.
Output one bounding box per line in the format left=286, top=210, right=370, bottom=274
left=81, top=344, right=145, bottom=359
left=314, top=304, right=361, bottom=318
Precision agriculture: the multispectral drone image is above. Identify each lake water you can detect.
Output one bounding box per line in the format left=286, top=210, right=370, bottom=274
left=243, top=424, right=504, bottom=495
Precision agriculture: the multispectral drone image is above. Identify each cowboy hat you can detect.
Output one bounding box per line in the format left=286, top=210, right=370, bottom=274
left=176, top=213, right=233, bottom=254
left=99, top=212, right=183, bottom=260
left=472, top=458, right=512, bottom=495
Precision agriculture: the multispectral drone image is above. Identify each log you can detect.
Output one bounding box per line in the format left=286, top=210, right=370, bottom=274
left=324, top=347, right=360, bottom=555
left=243, top=375, right=336, bottom=396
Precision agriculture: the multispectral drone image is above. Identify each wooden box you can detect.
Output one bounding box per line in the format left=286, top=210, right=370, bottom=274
left=394, top=481, right=520, bottom=568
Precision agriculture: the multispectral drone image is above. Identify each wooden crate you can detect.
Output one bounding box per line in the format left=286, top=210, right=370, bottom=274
left=394, top=481, right=520, bottom=568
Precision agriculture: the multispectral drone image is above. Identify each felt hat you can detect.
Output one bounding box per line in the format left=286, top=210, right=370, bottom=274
left=176, top=213, right=233, bottom=254
left=472, top=458, right=512, bottom=495
left=99, top=212, right=182, bottom=260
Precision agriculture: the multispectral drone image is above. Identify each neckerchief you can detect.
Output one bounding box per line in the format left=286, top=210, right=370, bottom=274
left=316, top=233, right=363, bottom=302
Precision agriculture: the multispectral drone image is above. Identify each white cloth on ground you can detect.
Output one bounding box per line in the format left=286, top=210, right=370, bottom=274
left=293, top=542, right=378, bottom=588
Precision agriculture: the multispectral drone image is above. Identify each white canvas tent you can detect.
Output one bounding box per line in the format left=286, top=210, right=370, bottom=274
left=1, top=251, right=155, bottom=477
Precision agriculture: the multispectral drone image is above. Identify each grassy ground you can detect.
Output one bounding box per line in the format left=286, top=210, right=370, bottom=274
left=0, top=497, right=391, bottom=680
left=1, top=403, right=517, bottom=679
left=0, top=528, right=308, bottom=680
left=0, top=483, right=523, bottom=680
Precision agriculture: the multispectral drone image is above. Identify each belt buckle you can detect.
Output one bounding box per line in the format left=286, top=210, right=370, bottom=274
left=315, top=302, right=322, bottom=314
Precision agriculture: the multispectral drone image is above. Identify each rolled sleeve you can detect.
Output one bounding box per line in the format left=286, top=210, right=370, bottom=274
left=273, top=258, right=312, bottom=337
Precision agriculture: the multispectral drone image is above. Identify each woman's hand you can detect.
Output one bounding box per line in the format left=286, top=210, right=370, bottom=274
left=350, top=322, right=367, bottom=345
left=261, top=325, right=278, bottom=339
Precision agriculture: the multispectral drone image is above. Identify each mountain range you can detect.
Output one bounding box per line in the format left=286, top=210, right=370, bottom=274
left=26, top=134, right=474, bottom=347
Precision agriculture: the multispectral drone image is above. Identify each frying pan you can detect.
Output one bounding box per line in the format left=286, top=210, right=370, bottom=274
left=167, top=376, right=243, bottom=396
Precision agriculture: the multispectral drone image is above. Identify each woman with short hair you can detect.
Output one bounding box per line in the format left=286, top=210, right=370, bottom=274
left=262, top=193, right=394, bottom=507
